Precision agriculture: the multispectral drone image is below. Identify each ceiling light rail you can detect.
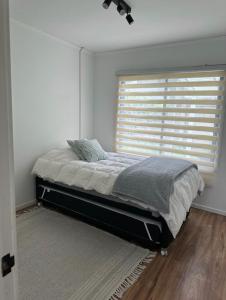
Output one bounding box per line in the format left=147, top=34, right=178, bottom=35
left=102, top=0, right=134, bottom=25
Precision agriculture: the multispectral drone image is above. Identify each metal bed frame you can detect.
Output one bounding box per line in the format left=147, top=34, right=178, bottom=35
left=35, top=176, right=179, bottom=255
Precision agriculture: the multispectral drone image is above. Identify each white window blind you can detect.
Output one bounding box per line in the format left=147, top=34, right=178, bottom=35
left=116, top=70, right=225, bottom=175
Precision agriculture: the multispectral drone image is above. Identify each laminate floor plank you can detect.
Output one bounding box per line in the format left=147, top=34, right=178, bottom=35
left=122, top=208, right=226, bottom=300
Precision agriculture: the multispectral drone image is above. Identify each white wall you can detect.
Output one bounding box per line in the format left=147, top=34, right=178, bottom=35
left=94, top=37, right=226, bottom=214
left=80, top=49, right=94, bottom=139
left=10, top=20, right=94, bottom=209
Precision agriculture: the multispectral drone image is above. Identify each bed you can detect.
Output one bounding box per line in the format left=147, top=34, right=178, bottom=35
left=33, top=148, right=204, bottom=254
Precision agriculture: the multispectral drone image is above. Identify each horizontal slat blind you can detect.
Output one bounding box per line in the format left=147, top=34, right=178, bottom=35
left=116, top=70, right=226, bottom=174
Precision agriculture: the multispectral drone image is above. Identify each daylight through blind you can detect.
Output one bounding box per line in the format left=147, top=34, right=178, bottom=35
left=116, top=70, right=225, bottom=174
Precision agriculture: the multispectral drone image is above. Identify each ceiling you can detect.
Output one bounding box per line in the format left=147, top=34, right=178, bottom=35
left=10, top=0, right=226, bottom=52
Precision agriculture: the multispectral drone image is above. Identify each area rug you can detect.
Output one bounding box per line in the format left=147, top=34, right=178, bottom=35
left=17, top=207, right=155, bottom=300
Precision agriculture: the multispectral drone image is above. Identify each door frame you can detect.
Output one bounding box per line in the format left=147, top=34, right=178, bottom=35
left=0, top=0, right=18, bottom=299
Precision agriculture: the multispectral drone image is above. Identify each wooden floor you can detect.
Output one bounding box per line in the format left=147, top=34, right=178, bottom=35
left=123, top=208, right=226, bottom=300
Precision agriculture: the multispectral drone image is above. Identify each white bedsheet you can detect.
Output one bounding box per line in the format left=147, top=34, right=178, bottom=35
left=32, top=148, right=205, bottom=238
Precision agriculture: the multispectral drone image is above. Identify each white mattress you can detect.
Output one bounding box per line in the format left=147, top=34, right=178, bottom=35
left=32, top=148, right=205, bottom=238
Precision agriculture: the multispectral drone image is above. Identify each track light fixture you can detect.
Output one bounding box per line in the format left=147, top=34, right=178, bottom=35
left=117, top=4, right=126, bottom=16
left=102, top=0, right=112, bottom=9
left=102, top=0, right=134, bottom=25
left=126, top=13, right=134, bottom=25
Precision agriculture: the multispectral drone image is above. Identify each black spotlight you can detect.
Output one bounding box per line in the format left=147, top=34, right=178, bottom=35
left=102, top=0, right=134, bottom=25
left=102, top=0, right=112, bottom=9
left=126, top=13, right=134, bottom=25
left=117, top=4, right=126, bottom=16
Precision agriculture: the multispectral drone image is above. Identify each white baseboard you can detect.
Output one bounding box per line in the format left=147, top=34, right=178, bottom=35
left=192, top=203, right=226, bottom=216
left=16, top=199, right=37, bottom=212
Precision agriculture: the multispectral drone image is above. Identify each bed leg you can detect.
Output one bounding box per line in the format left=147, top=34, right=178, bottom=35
left=37, top=186, right=47, bottom=208
left=37, top=201, right=42, bottom=208
left=160, top=248, right=168, bottom=256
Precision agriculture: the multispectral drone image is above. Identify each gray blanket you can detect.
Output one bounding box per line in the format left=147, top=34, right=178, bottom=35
left=112, top=157, right=197, bottom=214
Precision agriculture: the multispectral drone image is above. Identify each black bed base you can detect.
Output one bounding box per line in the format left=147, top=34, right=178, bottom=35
left=35, top=177, right=175, bottom=251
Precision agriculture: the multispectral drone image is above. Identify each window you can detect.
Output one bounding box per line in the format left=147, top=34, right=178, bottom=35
left=116, top=70, right=225, bottom=177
